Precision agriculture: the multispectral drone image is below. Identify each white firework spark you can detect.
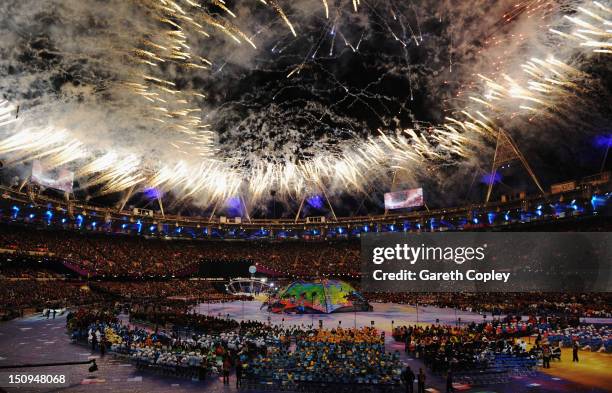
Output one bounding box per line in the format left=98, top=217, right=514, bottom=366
left=0, top=0, right=607, bottom=214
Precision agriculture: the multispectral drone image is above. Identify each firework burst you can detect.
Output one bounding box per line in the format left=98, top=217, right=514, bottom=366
left=0, top=0, right=608, bottom=215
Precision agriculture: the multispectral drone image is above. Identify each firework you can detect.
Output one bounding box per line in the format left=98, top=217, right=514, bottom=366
left=0, top=100, right=17, bottom=128
left=0, top=0, right=606, bottom=215
left=551, top=2, right=611, bottom=54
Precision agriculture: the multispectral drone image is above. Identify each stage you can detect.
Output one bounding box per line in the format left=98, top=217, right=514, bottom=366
left=195, top=300, right=506, bottom=330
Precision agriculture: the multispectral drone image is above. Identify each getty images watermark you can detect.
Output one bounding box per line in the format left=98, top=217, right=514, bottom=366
left=361, top=232, right=612, bottom=292
left=370, top=243, right=511, bottom=284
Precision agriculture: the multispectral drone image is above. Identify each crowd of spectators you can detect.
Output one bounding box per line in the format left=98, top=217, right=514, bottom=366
left=1, top=220, right=611, bottom=329
left=364, top=292, right=612, bottom=319
left=0, top=268, right=248, bottom=321
left=0, top=273, right=245, bottom=322
left=393, top=320, right=541, bottom=380
left=250, top=241, right=359, bottom=278
left=90, top=280, right=240, bottom=301
left=1, top=267, right=609, bottom=324
left=0, top=266, right=65, bottom=279
left=0, top=224, right=202, bottom=277
left=0, top=280, right=105, bottom=319
left=2, top=215, right=610, bottom=280
left=0, top=223, right=359, bottom=277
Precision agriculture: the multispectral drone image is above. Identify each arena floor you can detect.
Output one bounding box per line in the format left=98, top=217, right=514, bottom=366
left=538, top=348, right=612, bottom=392
left=193, top=300, right=490, bottom=330
left=0, top=302, right=610, bottom=393
left=195, top=299, right=611, bottom=331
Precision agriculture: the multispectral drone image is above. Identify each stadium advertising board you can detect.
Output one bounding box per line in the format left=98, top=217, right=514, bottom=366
left=550, top=180, right=576, bottom=194
left=384, top=188, right=423, bottom=210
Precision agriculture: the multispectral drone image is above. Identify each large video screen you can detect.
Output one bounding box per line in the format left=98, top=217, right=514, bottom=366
left=384, top=188, right=424, bottom=210
left=31, top=160, right=74, bottom=193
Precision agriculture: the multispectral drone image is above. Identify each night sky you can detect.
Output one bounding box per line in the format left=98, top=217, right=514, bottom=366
left=0, top=0, right=609, bottom=217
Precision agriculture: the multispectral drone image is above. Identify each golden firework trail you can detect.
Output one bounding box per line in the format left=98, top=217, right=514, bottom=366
left=0, top=100, right=17, bottom=128
left=0, top=0, right=605, bottom=211
left=550, top=2, right=611, bottom=54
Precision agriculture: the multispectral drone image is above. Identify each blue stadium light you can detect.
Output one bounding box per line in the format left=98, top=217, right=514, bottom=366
left=487, top=212, right=495, bottom=224
left=46, top=210, right=53, bottom=218
left=29, top=213, right=35, bottom=219
left=136, top=220, right=142, bottom=233
left=363, top=225, right=369, bottom=232
left=591, top=195, right=607, bottom=209
left=389, top=224, right=395, bottom=231
left=121, top=223, right=127, bottom=229
left=473, top=217, right=479, bottom=224
left=150, top=225, right=155, bottom=232
left=569, top=199, right=578, bottom=210
left=535, top=205, right=543, bottom=216
left=76, top=214, right=83, bottom=227
left=92, top=221, right=97, bottom=227
left=61, top=218, right=67, bottom=223
left=504, top=211, right=510, bottom=221
left=338, top=227, right=343, bottom=234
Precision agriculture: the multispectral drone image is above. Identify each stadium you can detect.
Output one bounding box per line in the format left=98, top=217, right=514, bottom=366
left=0, top=0, right=611, bottom=392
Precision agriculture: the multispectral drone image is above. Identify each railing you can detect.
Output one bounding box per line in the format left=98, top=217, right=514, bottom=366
left=2, top=176, right=610, bottom=228
left=1, top=177, right=609, bottom=240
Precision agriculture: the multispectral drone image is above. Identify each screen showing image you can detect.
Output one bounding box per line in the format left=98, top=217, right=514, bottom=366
left=384, top=188, right=424, bottom=210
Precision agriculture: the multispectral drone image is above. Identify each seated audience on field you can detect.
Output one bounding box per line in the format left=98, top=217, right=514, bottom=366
left=394, top=321, right=545, bottom=374
left=546, top=325, right=612, bottom=353
left=245, top=326, right=402, bottom=385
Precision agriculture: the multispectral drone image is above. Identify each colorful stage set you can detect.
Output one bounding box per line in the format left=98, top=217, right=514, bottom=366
left=265, top=280, right=372, bottom=314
